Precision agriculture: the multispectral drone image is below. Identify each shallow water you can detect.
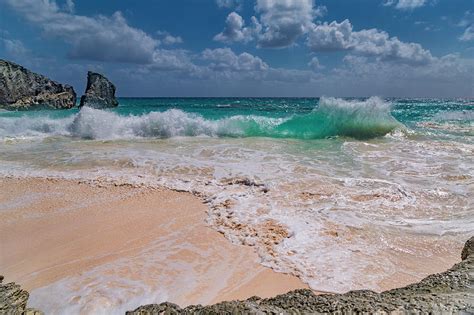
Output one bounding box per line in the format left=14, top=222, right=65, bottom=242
left=1, top=97, right=473, bottom=312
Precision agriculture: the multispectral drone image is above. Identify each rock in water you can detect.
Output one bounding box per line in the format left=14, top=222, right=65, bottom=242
left=79, top=71, right=118, bottom=108
left=0, top=59, right=76, bottom=110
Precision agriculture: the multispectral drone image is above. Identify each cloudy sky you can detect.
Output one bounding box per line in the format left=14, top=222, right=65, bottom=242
left=1, top=0, right=473, bottom=97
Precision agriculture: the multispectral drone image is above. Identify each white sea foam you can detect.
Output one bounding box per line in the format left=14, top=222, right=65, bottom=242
left=0, top=98, right=472, bottom=313
left=0, top=97, right=400, bottom=141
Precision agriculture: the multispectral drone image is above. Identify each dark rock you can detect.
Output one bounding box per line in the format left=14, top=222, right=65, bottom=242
left=79, top=71, right=118, bottom=108
left=0, top=59, right=76, bottom=110
left=461, top=236, right=473, bottom=260
left=127, top=236, right=474, bottom=314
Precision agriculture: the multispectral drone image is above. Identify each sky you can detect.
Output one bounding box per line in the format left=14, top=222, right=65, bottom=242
left=1, top=0, right=473, bottom=97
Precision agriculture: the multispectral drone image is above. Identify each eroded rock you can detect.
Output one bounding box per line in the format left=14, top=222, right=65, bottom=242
left=0, top=59, right=76, bottom=110
left=79, top=71, right=118, bottom=108
left=0, top=276, right=43, bottom=315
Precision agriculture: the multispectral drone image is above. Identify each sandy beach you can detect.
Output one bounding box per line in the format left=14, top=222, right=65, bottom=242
left=0, top=177, right=307, bottom=313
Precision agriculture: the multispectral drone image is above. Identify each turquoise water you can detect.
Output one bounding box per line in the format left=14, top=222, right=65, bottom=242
left=1, top=97, right=473, bottom=313
left=1, top=97, right=473, bottom=140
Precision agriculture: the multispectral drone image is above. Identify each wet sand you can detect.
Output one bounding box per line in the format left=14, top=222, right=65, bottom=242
left=0, top=177, right=307, bottom=312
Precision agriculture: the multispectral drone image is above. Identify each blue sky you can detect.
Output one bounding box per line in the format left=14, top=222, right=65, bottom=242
left=1, top=0, right=473, bottom=97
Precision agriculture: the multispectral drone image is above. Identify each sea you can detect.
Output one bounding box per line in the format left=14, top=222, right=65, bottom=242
left=1, top=97, right=473, bottom=312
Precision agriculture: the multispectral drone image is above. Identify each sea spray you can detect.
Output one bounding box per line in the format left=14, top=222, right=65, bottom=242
left=0, top=97, right=472, bottom=303
left=1, top=97, right=402, bottom=140
left=275, top=96, right=401, bottom=139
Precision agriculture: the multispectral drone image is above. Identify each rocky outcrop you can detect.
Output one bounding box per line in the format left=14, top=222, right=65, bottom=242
left=128, top=236, right=474, bottom=314
left=0, top=59, right=76, bottom=110
left=79, top=71, right=118, bottom=108
left=3, top=237, right=473, bottom=314
left=0, top=276, right=43, bottom=315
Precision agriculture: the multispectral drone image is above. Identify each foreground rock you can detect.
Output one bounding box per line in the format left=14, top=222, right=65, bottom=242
left=79, top=71, right=118, bottom=108
left=0, top=59, right=76, bottom=110
left=2, top=237, right=473, bottom=314
left=0, top=276, right=43, bottom=315
left=128, top=236, right=474, bottom=314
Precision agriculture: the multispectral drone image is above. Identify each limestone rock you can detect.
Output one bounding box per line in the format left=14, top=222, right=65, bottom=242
left=0, top=276, right=44, bottom=315
left=127, top=236, right=474, bottom=314
left=0, top=275, right=29, bottom=314
left=0, top=59, right=76, bottom=110
left=79, top=71, right=118, bottom=108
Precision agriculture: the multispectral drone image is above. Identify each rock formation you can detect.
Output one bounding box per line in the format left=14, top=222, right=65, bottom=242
left=0, top=276, right=43, bottom=315
left=0, top=59, right=76, bottom=110
left=79, top=71, right=118, bottom=108
left=128, top=236, right=474, bottom=314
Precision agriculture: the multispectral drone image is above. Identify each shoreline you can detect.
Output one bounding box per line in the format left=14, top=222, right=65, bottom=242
left=0, top=177, right=308, bottom=313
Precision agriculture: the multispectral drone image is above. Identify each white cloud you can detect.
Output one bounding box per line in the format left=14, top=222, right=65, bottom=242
left=5, top=0, right=159, bottom=64
left=255, top=0, right=316, bottom=48
left=214, top=0, right=324, bottom=48
left=146, top=49, right=195, bottom=71
left=163, top=35, right=183, bottom=45
left=349, top=53, right=472, bottom=94
left=214, top=12, right=256, bottom=43
left=202, top=48, right=268, bottom=71
left=156, top=31, right=183, bottom=45
left=139, top=46, right=315, bottom=84
left=216, top=0, right=242, bottom=9
left=307, top=19, right=433, bottom=65
left=383, top=0, right=428, bottom=10
left=64, top=0, right=74, bottom=13
left=306, top=20, right=353, bottom=51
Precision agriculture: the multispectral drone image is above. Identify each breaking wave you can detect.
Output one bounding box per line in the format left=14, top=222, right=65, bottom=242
left=0, top=97, right=401, bottom=140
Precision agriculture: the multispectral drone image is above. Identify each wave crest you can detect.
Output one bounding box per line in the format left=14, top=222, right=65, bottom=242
left=277, top=96, right=401, bottom=139
left=1, top=97, right=401, bottom=140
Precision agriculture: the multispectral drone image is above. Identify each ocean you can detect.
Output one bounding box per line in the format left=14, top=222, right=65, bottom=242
left=1, top=97, right=473, bottom=310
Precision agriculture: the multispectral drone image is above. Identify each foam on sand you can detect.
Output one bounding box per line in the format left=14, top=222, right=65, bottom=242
left=0, top=178, right=307, bottom=315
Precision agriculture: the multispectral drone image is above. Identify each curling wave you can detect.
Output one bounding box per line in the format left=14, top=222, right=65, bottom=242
left=0, top=97, right=401, bottom=140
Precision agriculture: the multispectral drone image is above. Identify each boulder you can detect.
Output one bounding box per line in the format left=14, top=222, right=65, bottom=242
left=79, top=71, right=118, bottom=108
left=0, top=59, right=76, bottom=110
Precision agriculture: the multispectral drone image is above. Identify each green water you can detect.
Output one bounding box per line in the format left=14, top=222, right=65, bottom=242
left=1, top=97, right=472, bottom=140
left=0, top=96, right=473, bottom=304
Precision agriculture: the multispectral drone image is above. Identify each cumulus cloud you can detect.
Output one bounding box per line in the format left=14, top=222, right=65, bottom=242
left=383, top=0, right=428, bottom=10
left=147, top=49, right=195, bottom=71
left=135, top=47, right=276, bottom=83
left=5, top=0, right=159, bottom=64
left=202, top=48, right=268, bottom=71
left=156, top=31, right=183, bottom=45
left=163, top=35, right=183, bottom=45
left=255, top=0, right=316, bottom=48
left=326, top=52, right=474, bottom=96
left=307, top=19, right=433, bottom=65
left=64, top=0, right=74, bottom=13
left=200, top=48, right=321, bottom=83
left=214, top=12, right=256, bottom=43
left=215, top=0, right=242, bottom=9
left=214, top=0, right=326, bottom=48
